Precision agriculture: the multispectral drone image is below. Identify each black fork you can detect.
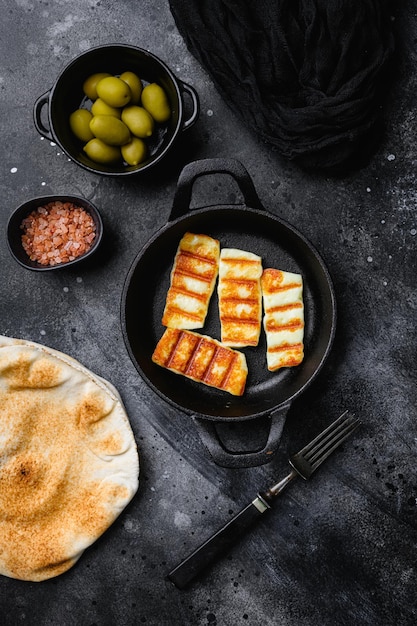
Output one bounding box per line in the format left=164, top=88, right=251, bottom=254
left=168, top=410, right=361, bottom=589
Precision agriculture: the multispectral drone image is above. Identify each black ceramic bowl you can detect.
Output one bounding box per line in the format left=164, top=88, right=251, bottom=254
left=7, top=195, right=103, bottom=271
left=33, top=44, right=199, bottom=176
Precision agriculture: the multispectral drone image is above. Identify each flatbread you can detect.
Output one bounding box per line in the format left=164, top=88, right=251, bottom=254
left=0, top=335, right=139, bottom=582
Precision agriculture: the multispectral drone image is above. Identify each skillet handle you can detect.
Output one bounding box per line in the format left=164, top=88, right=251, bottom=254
left=169, top=158, right=264, bottom=221
left=193, top=404, right=290, bottom=468
left=33, top=90, right=53, bottom=141
left=179, top=81, right=200, bottom=131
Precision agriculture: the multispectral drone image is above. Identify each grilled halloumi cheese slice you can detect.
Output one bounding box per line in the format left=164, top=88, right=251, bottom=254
left=261, top=268, right=304, bottom=371
left=218, top=248, right=263, bottom=347
left=152, top=328, right=248, bottom=396
left=162, top=233, right=220, bottom=329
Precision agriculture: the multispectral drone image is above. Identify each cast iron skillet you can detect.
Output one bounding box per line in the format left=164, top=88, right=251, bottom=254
left=121, top=158, right=336, bottom=467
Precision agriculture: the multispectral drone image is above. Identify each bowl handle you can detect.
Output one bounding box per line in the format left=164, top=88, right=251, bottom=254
left=169, top=157, right=264, bottom=221
left=179, top=81, right=200, bottom=131
left=192, top=404, right=291, bottom=468
left=33, top=90, right=53, bottom=141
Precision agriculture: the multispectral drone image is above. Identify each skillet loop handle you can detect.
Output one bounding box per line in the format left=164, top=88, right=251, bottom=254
left=169, top=158, right=264, bottom=222
left=179, top=81, right=200, bottom=131
left=33, top=90, right=53, bottom=141
left=193, top=404, right=291, bottom=468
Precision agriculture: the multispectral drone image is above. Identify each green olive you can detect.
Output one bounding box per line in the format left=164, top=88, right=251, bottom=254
left=121, top=106, right=154, bottom=138
left=83, top=138, right=121, bottom=164
left=69, top=109, right=94, bottom=142
left=121, top=137, right=147, bottom=166
left=89, top=115, right=131, bottom=146
left=91, top=98, right=121, bottom=118
left=141, top=83, right=171, bottom=123
left=82, top=73, right=112, bottom=101
left=96, top=76, right=131, bottom=108
left=120, top=71, right=143, bottom=105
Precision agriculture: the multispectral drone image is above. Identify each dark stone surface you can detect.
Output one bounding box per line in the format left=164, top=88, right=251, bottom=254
left=0, top=1, right=416, bottom=625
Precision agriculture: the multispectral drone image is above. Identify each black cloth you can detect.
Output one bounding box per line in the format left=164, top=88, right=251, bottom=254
left=169, top=0, right=396, bottom=173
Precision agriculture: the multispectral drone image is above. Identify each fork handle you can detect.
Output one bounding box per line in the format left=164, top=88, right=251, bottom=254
left=167, top=495, right=270, bottom=589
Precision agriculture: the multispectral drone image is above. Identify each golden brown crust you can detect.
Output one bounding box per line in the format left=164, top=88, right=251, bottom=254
left=152, top=328, right=248, bottom=396
left=0, top=336, right=139, bottom=582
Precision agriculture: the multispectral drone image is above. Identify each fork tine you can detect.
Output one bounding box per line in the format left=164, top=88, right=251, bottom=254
left=299, top=410, right=353, bottom=457
left=311, top=420, right=360, bottom=471
left=267, top=410, right=360, bottom=496
left=299, top=411, right=360, bottom=470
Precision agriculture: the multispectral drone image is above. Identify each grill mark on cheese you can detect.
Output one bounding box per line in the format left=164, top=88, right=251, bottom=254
left=178, top=249, right=218, bottom=267
left=168, top=289, right=208, bottom=303
left=221, top=317, right=260, bottom=325
left=152, top=328, right=247, bottom=396
left=181, top=337, right=236, bottom=389
left=162, top=233, right=220, bottom=329
left=221, top=295, right=259, bottom=300
left=163, top=305, right=203, bottom=322
left=269, top=342, right=304, bottom=353
left=221, top=353, right=239, bottom=387
left=268, top=302, right=303, bottom=313
left=266, top=282, right=301, bottom=292
left=221, top=296, right=259, bottom=305
left=202, top=345, right=236, bottom=388
left=182, top=335, right=206, bottom=375
left=164, top=328, right=186, bottom=369
left=221, top=258, right=260, bottom=268
left=268, top=343, right=304, bottom=367
left=265, top=319, right=304, bottom=331
left=174, top=268, right=214, bottom=283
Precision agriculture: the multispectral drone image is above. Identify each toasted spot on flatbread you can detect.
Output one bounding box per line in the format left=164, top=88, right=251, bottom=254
left=0, top=353, right=63, bottom=390
left=76, top=390, right=114, bottom=429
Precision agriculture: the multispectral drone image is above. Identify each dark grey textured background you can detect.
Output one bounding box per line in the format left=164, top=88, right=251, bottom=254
left=0, top=1, right=416, bottom=625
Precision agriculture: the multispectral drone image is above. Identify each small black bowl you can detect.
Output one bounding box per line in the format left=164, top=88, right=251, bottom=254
left=33, top=44, right=199, bottom=176
left=7, top=195, right=103, bottom=271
